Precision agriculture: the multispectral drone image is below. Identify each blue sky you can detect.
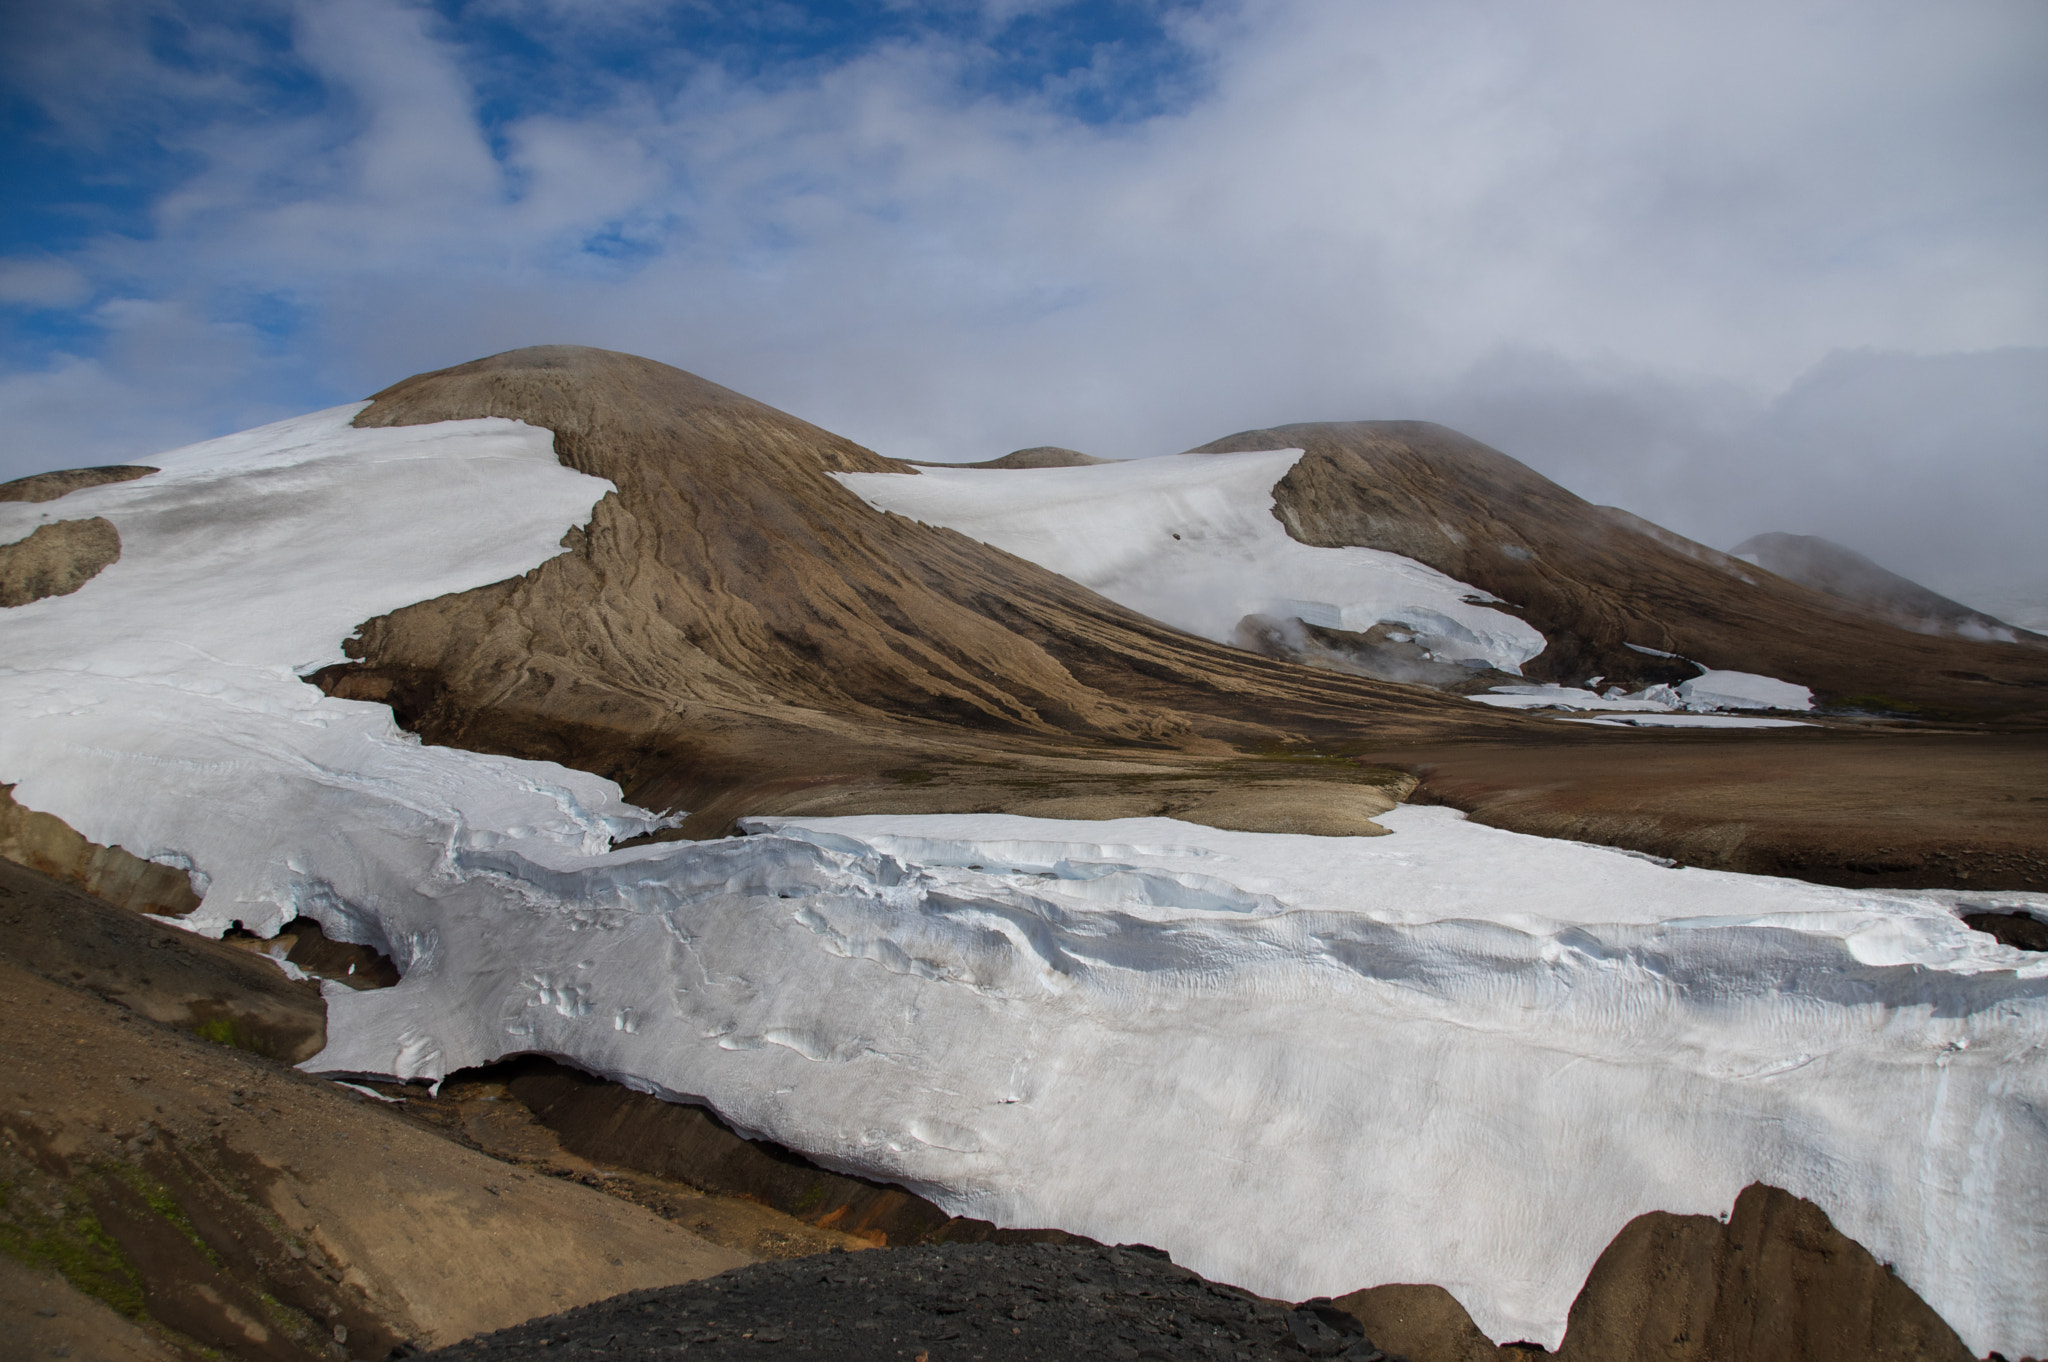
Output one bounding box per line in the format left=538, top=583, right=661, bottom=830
left=2, top=0, right=2045, bottom=613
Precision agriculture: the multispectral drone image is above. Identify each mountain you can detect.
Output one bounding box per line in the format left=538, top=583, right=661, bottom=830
left=1732, top=530, right=2036, bottom=642
left=324, top=346, right=1517, bottom=832
left=1188, top=421, right=2048, bottom=717
left=953, top=445, right=1113, bottom=469
left=3, top=344, right=2044, bottom=1359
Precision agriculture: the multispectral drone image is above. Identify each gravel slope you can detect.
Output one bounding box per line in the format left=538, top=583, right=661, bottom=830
left=426, top=1243, right=1397, bottom=1362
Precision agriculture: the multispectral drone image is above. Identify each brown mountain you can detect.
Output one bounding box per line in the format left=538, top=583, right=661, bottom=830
left=1731, top=530, right=2037, bottom=642
left=319, top=346, right=1512, bottom=835
left=1191, top=421, right=2048, bottom=719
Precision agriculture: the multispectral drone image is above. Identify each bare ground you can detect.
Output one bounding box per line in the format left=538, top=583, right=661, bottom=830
left=1365, top=727, right=2048, bottom=891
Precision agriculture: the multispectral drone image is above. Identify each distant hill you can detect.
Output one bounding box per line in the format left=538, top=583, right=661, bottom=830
left=1732, top=531, right=2037, bottom=644
left=1187, top=421, right=2048, bottom=714
left=907, top=445, right=1112, bottom=469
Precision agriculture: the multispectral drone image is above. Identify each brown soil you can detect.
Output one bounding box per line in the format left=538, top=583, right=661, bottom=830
left=0, top=855, right=328, bottom=1062
left=1, top=1252, right=180, bottom=1362
left=1195, top=421, right=2048, bottom=722
left=0, top=515, right=122, bottom=606
left=1368, top=728, right=2048, bottom=892
left=0, top=464, right=157, bottom=503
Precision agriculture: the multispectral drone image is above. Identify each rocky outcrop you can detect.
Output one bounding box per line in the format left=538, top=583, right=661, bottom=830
left=0, top=516, right=120, bottom=606
left=411, top=1184, right=1974, bottom=1362
left=0, top=464, right=156, bottom=503
left=1334, top=1185, right=1972, bottom=1361
left=1193, top=421, right=2048, bottom=719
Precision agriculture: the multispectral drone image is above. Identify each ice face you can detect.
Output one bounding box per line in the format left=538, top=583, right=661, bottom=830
left=311, top=807, right=2047, bottom=1354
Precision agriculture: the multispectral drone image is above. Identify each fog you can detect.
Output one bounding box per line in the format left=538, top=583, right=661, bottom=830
left=2, top=0, right=2043, bottom=618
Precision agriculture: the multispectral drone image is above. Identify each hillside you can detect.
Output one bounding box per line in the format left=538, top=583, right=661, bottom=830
left=2, top=344, right=2043, bottom=1359
left=1732, top=529, right=2036, bottom=642
left=1189, top=421, right=2048, bottom=719
left=326, top=346, right=1522, bottom=828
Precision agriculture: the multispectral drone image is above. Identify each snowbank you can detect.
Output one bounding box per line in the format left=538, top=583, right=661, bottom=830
left=1558, top=714, right=1812, bottom=729
left=1679, top=669, right=1814, bottom=711
left=833, top=453, right=1546, bottom=674
left=2, top=408, right=2043, bottom=1355
left=307, top=807, right=2045, bottom=1354
left=1475, top=669, right=1815, bottom=719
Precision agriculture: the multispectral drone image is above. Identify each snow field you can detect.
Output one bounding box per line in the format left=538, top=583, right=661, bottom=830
left=1, top=409, right=2043, bottom=1355
left=0, top=405, right=670, bottom=948
left=832, top=452, right=1547, bottom=674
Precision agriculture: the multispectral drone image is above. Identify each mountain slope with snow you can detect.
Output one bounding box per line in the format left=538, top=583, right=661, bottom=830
left=0, top=370, right=2044, bottom=1356
left=1194, top=422, right=2048, bottom=718
left=315, top=347, right=1523, bottom=825
left=834, top=453, right=1545, bottom=675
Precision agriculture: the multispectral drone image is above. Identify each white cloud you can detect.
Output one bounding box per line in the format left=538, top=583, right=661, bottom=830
left=0, top=258, right=91, bottom=307
left=2, top=0, right=2043, bottom=596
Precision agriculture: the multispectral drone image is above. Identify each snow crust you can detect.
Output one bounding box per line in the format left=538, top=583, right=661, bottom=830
left=1678, top=669, right=1815, bottom=711
left=4, top=406, right=2045, bottom=1355
left=832, top=452, right=1546, bottom=674
left=1475, top=669, right=1815, bottom=719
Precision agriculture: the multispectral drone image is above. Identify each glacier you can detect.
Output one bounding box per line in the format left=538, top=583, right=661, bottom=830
left=1, top=408, right=2044, bottom=1354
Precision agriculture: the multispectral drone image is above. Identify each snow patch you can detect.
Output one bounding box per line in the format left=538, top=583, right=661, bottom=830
left=1678, top=669, right=1815, bottom=712
left=1474, top=669, right=1814, bottom=719
left=833, top=452, right=1545, bottom=674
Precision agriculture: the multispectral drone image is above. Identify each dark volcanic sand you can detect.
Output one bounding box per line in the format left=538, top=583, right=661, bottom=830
left=425, top=1243, right=1396, bottom=1362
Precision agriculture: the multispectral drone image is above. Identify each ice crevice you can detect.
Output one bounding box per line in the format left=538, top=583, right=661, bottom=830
left=0, top=407, right=2043, bottom=1355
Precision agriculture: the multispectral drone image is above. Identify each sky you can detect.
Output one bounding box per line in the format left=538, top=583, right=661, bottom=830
left=2, top=0, right=2045, bottom=619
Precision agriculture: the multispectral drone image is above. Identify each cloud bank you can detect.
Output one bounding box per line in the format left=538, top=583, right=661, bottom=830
left=1, top=0, right=2043, bottom=614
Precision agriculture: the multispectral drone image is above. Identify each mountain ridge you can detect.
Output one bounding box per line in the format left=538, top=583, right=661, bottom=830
left=1191, top=420, right=2048, bottom=716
